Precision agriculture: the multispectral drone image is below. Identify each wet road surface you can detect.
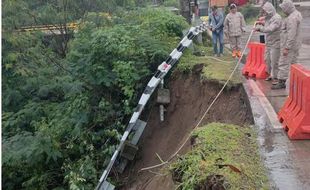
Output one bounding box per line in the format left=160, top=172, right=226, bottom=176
left=243, top=79, right=310, bottom=190
left=238, top=13, right=310, bottom=190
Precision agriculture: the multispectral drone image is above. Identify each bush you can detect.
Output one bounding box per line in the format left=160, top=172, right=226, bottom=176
left=239, top=4, right=260, bottom=20
left=163, top=0, right=180, bottom=8
left=170, top=123, right=269, bottom=190
left=2, top=7, right=189, bottom=190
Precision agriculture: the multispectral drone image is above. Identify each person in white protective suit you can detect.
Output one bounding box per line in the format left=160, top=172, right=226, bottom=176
left=272, top=0, right=302, bottom=90
left=255, top=2, right=282, bottom=85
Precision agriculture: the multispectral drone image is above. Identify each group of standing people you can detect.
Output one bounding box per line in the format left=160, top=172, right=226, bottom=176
left=256, top=0, right=302, bottom=89
left=208, top=0, right=303, bottom=90
left=208, top=4, right=246, bottom=58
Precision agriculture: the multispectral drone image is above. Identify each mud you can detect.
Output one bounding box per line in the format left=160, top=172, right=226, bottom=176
left=117, top=68, right=253, bottom=190
left=196, top=175, right=228, bottom=190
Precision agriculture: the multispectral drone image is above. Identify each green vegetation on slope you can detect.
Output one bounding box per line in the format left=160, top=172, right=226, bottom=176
left=170, top=123, right=269, bottom=190
left=178, top=46, right=241, bottom=86
left=3, top=1, right=266, bottom=190
left=2, top=3, right=188, bottom=189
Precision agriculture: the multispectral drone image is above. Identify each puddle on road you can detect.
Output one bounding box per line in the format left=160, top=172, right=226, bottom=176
left=243, top=80, right=310, bottom=190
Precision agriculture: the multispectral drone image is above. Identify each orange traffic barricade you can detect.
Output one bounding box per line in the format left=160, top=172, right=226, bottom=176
left=242, top=42, right=268, bottom=79
left=278, top=64, right=310, bottom=140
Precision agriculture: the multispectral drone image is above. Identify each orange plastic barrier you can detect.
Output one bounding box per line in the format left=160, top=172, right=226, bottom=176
left=278, top=64, right=310, bottom=140
left=242, top=42, right=268, bottom=79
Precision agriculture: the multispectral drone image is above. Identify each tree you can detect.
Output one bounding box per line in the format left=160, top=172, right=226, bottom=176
left=2, top=4, right=188, bottom=189
left=2, top=0, right=139, bottom=57
left=179, top=0, right=192, bottom=23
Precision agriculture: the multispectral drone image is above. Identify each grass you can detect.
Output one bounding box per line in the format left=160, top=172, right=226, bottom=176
left=170, top=123, right=269, bottom=190
left=178, top=46, right=242, bottom=86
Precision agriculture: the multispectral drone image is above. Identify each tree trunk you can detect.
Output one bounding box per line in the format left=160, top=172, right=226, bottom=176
left=179, top=0, right=191, bottom=23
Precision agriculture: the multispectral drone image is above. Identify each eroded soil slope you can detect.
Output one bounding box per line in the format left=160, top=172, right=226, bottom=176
left=118, top=68, right=253, bottom=190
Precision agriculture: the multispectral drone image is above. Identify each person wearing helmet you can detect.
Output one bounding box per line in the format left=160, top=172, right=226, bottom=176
left=224, top=3, right=246, bottom=58
left=272, top=0, right=302, bottom=90
left=255, top=2, right=282, bottom=85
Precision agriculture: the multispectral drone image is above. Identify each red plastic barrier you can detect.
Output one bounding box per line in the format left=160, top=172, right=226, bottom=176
left=242, top=42, right=268, bottom=79
left=278, top=64, right=310, bottom=140
left=229, top=0, right=249, bottom=6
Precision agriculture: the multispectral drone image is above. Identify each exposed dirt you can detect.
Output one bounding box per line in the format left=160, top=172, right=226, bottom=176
left=196, top=174, right=228, bottom=190
left=117, top=67, right=253, bottom=190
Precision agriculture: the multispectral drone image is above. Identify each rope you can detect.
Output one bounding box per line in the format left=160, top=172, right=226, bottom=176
left=204, top=55, right=235, bottom=63
left=140, top=25, right=256, bottom=172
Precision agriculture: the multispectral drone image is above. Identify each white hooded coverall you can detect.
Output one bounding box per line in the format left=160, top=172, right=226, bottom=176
left=224, top=12, right=246, bottom=51
left=259, top=2, right=282, bottom=79
left=278, top=0, right=302, bottom=80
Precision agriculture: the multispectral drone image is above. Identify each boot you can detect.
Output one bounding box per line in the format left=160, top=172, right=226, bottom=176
left=271, top=78, right=279, bottom=85
left=271, top=79, right=286, bottom=89
left=265, top=76, right=272, bottom=81
left=232, top=50, right=237, bottom=58
left=236, top=50, right=242, bottom=58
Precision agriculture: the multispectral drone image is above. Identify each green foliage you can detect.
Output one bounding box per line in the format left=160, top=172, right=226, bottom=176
left=2, top=0, right=140, bottom=29
left=170, top=123, right=269, bottom=190
left=2, top=0, right=143, bottom=56
left=2, top=4, right=188, bottom=190
left=163, top=0, right=180, bottom=8
left=3, top=132, right=62, bottom=189
left=178, top=46, right=241, bottom=86
left=239, top=4, right=260, bottom=21
left=115, top=8, right=188, bottom=39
